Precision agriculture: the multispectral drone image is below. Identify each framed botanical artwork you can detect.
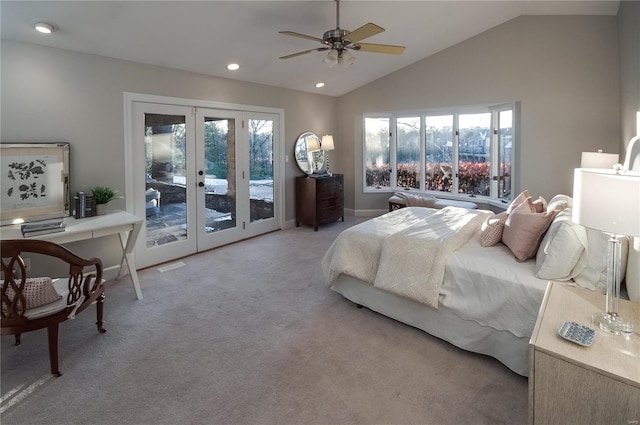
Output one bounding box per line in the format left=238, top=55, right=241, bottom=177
left=1, top=143, right=70, bottom=225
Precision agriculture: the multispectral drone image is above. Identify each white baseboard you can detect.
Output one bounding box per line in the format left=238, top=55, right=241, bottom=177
left=346, top=208, right=387, bottom=217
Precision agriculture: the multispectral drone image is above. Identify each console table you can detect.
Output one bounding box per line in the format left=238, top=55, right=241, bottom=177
left=0, top=211, right=144, bottom=300
left=529, top=282, right=639, bottom=424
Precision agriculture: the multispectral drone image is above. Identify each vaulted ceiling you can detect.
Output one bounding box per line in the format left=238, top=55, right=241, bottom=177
left=1, top=1, right=620, bottom=97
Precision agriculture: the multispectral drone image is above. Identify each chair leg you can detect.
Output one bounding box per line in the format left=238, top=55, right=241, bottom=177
left=47, top=323, right=62, bottom=377
left=15, top=333, right=21, bottom=346
left=96, top=292, right=106, bottom=334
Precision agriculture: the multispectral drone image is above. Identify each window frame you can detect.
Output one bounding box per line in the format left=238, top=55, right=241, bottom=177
left=363, top=102, right=519, bottom=207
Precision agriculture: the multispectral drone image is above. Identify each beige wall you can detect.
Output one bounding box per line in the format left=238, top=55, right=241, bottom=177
left=1, top=41, right=337, bottom=267
left=618, top=0, right=640, bottom=152
left=336, top=15, right=620, bottom=211
left=1, top=41, right=338, bottom=222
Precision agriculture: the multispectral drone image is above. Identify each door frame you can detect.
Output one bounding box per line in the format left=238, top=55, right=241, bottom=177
left=123, top=93, right=285, bottom=264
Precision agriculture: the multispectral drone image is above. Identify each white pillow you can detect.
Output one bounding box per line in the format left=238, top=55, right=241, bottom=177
left=572, top=228, right=629, bottom=292
left=548, top=194, right=573, bottom=208
left=535, top=210, right=588, bottom=280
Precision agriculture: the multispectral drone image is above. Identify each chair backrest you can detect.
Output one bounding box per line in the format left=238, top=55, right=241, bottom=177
left=1, top=239, right=103, bottom=324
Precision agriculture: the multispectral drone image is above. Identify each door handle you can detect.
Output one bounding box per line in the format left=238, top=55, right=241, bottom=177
left=198, top=182, right=204, bottom=187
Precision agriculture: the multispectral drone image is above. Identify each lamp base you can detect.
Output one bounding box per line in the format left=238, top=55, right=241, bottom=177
left=592, top=312, right=634, bottom=335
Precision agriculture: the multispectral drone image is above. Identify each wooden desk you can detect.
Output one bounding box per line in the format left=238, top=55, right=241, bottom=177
left=529, top=282, right=640, bottom=425
left=0, top=211, right=144, bottom=300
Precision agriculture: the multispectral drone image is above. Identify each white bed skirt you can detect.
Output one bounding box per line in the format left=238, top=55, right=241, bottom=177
left=331, top=274, right=532, bottom=377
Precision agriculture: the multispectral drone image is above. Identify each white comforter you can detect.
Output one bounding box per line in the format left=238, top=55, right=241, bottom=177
left=322, top=207, right=492, bottom=309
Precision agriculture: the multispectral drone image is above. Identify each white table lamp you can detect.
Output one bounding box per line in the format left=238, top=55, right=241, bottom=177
left=321, top=135, right=335, bottom=175
left=572, top=167, right=640, bottom=335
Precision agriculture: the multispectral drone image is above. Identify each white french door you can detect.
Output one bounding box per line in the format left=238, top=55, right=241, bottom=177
left=130, top=100, right=281, bottom=269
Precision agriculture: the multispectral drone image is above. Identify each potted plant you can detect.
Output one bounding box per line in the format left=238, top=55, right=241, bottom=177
left=92, top=186, right=118, bottom=215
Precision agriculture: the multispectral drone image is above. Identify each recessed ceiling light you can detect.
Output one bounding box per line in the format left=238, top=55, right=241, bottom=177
left=227, top=63, right=240, bottom=71
left=315, top=82, right=325, bottom=88
left=34, top=22, right=54, bottom=34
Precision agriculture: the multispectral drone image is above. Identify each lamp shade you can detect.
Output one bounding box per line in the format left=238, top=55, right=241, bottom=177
left=572, top=168, right=640, bottom=237
left=306, top=135, right=321, bottom=152
left=580, top=151, right=619, bottom=168
left=339, top=49, right=355, bottom=67
left=323, top=50, right=338, bottom=67
left=321, top=135, right=335, bottom=151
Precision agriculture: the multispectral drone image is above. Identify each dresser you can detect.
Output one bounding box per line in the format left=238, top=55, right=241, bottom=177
left=296, top=174, right=344, bottom=231
left=529, top=282, right=640, bottom=425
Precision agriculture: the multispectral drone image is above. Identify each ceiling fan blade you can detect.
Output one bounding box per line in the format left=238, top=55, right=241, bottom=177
left=344, top=23, right=385, bottom=44
left=279, top=47, right=329, bottom=60
left=279, top=31, right=323, bottom=43
left=355, top=43, right=406, bottom=55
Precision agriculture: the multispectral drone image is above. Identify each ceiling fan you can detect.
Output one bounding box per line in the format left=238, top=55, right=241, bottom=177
left=279, top=0, right=406, bottom=67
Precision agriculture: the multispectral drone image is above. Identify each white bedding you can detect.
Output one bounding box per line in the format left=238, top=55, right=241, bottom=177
left=323, top=206, right=550, bottom=344
left=374, top=207, right=491, bottom=308
left=442, top=231, right=549, bottom=337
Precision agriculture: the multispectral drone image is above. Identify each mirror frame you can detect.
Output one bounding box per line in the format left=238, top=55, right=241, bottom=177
left=294, top=132, right=325, bottom=175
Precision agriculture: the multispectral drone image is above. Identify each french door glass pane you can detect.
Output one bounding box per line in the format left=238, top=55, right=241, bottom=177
left=203, top=117, right=236, bottom=233
left=364, top=117, right=390, bottom=189
left=458, top=113, right=491, bottom=196
left=396, top=117, right=420, bottom=189
left=248, top=119, right=274, bottom=223
left=425, top=115, right=453, bottom=193
left=144, top=114, right=188, bottom=248
left=499, top=110, right=513, bottom=201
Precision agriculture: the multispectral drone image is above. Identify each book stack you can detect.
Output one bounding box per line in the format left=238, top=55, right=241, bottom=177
left=21, top=218, right=66, bottom=237
left=74, top=192, right=96, bottom=218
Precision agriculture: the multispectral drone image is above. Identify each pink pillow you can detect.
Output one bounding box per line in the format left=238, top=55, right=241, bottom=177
left=2, top=277, right=61, bottom=315
left=480, top=212, right=508, bottom=247
left=506, top=190, right=531, bottom=214
left=532, top=196, right=547, bottom=213
left=502, top=200, right=565, bottom=262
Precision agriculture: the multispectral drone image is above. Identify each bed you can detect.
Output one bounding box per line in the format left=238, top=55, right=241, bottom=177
left=322, top=187, right=638, bottom=376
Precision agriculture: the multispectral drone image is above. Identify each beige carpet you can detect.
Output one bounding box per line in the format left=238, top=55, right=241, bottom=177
left=1, top=217, right=528, bottom=425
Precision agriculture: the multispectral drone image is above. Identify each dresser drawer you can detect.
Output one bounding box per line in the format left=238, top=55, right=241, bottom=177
left=318, top=197, right=342, bottom=208
left=318, top=207, right=343, bottom=222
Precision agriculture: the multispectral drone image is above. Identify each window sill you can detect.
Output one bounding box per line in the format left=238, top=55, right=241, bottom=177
left=363, top=187, right=509, bottom=209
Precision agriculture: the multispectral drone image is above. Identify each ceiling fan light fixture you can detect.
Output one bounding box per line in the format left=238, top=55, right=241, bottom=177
left=323, top=49, right=339, bottom=67
left=339, top=49, right=355, bottom=67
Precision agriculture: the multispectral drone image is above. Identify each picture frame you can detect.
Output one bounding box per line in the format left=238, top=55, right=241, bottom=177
left=1, top=143, right=70, bottom=225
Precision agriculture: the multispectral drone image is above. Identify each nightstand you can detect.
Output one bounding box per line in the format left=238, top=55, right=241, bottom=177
left=529, top=282, right=640, bottom=425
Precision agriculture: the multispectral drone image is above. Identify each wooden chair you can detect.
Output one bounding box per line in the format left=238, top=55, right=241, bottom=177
left=1, top=239, right=106, bottom=377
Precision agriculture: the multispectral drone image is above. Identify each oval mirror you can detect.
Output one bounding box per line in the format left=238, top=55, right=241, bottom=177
left=294, top=132, right=325, bottom=175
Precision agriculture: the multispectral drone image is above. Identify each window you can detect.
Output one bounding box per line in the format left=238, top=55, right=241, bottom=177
left=396, top=117, right=420, bottom=190
left=364, top=117, right=390, bottom=189
left=364, top=103, right=517, bottom=203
